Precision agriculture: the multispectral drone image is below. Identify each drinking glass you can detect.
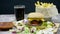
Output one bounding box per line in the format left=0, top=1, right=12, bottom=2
left=14, top=5, right=25, bottom=21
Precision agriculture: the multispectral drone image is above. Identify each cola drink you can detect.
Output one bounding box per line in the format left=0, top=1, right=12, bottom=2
left=14, top=5, right=25, bottom=21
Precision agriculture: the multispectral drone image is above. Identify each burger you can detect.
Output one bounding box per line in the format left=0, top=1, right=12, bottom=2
left=0, top=22, right=14, bottom=31
left=27, top=12, right=45, bottom=26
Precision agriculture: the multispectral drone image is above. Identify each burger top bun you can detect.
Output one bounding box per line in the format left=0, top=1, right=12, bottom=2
left=28, top=12, right=44, bottom=18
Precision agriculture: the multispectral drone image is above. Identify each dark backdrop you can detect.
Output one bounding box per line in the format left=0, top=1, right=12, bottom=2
left=0, top=0, right=60, bottom=14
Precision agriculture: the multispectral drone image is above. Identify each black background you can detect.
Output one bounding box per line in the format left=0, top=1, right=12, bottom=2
left=0, top=0, right=60, bottom=14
